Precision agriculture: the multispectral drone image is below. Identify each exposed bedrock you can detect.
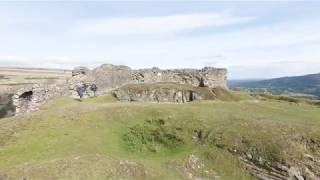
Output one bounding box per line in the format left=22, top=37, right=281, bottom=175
left=112, top=83, right=216, bottom=103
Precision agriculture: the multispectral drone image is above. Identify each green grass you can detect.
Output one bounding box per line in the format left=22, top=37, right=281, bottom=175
left=0, top=94, right=320, bottom=179
left=212, top=87, right=253, bottom=101
left=254, top=93, right=320, bottom=106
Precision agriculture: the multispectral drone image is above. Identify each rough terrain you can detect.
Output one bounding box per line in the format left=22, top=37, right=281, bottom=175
left=0, top=93, right=319, bottom=179
left=1, top=65, right=320, bottom=179
left=1, top=64, right=227, bottom=117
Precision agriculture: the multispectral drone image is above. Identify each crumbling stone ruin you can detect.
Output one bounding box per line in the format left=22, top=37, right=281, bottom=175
left=12, top=83, right=69, bottom=116
left=131, top=66, right=227, bottom=88
left=69, top=64, right=227, bottom=93
left=112, top=83, right=216, bottom=103
left=1, top=64, right=227, bottom=117
left=67, top=64, right=227, bottom=103
left=113, top=84, right=206, bottom=103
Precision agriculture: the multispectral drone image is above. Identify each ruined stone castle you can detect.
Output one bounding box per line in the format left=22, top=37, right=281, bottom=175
left=70, top=64, right=227, bottom=91
left=1, top=64, right=227, bottom=117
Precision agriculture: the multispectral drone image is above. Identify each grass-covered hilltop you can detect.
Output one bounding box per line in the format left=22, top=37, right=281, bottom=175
left=1, top=1, right=320, bottom=179
left=0, top=85, right=320, bottom=179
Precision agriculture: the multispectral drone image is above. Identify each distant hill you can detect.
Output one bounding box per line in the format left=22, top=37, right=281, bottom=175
left=229, top=73, right=320, bottom=99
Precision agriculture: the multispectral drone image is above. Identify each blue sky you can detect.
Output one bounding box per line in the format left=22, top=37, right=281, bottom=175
left=0, top=1, right=320, bottom=79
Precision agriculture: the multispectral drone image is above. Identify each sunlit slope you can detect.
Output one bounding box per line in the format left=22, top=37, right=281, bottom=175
left=0, top=94, right=319, bottom=179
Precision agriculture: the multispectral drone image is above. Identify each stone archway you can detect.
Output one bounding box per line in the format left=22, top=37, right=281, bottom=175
left=19, top=91, right=33, bottom=99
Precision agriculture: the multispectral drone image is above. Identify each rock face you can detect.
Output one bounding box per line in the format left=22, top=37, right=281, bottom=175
left=68, top=64, right=227, bottom=94
left=112, top=83, right=216, bottom=103
left=236, top=148, right=320, bottom=180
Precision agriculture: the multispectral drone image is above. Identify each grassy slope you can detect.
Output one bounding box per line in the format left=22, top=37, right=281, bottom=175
left=0, top=94, right=319, bottom=179
left=211, top=87, right=253, bottom=101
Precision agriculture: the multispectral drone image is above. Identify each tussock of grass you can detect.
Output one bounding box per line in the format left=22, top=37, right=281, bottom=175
left=123, top=118, right=185, bottom=152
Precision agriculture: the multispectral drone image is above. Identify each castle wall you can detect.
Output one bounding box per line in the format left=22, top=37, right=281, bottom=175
left=85, top=64, right=227, bottom=92
left=3, top=64, right=227, bottom=117
left=12, top=83, right=69, bottom=116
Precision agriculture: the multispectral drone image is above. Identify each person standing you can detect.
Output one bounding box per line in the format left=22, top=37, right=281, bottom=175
left=90, top=84, right=98, bottom=97
left=76, top=84, right=85, bottom=101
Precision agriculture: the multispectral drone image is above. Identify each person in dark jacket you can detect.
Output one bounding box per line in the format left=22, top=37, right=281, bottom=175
left=76, top=85, right=85, bottom=101
left=90, top=84, right=98, bottom=97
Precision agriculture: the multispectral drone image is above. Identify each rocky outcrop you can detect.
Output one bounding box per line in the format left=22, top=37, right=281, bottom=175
left=238, top=155, right=320, bottom=180
left=230, top=146, right=320, bottom=180
left=112, top=83, right=215, bottom=103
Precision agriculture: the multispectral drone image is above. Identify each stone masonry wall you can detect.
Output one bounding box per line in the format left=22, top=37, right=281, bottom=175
left=3, top=64, right=227, bottom=117
left=131, top=67, right=227, bottom=88
left=72, top=64, right=228, bottom=93
left=12, top=83, right=69, bottom=116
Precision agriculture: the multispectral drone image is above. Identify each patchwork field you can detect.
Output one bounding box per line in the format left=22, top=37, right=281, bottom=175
left=0, top=67, right=71, bottom=93
left=0, top=94, right=319, bottom=179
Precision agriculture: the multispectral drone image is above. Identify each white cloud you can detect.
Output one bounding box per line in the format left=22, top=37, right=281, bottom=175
left=1, top=8, right=320, bottom=79
left=73, top=12, right=255, bottom=35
